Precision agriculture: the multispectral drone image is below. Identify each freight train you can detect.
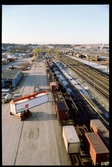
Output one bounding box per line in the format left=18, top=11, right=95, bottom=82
left=51, top=61, right=92, bottom=99
left=90, top=119, right=109, bottom=149
left=45, top=58, right=109, bottom=166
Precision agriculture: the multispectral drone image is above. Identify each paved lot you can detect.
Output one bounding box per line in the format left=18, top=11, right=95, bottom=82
left=2, top=57, right=71, bottom=165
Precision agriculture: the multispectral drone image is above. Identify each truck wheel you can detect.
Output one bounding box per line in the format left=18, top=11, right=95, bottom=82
left=19, top=116, right=25, bottom=121
left=28, top=112, right=32, bottom=117
left=10, top=112, right=13, bottom=115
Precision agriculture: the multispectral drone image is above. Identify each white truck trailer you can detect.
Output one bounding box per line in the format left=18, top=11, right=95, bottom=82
left=9, top=90, right=48, bottom=121
left=62, top=125, right=80, bottom=154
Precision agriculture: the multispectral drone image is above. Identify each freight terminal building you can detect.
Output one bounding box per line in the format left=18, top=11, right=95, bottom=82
left=2, top=69, right=23, bottom=88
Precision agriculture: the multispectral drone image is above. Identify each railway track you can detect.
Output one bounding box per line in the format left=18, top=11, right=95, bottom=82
left=14, top=56, right=109, bottom=166
left=69, top=125, right=93, bottom=166
left=51, top=53, right=109, bottom=100
left=47, top=58, right=109, bottom=127
left=53, top=89, right=94, bottom=165
left=47, top=70, right=108, bottom=165
left=60, top=56, right=109, bottom=101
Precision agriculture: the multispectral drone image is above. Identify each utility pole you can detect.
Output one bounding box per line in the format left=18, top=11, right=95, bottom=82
left=82, top=58, right=84, bottom=83
left=93, top=78, right=95, bottom=99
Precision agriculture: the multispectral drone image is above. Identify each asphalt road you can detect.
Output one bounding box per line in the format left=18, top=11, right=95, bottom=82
left=2, top=57, right=71, bottom=165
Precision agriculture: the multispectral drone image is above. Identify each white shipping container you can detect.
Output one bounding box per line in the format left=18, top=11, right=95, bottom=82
left=10, top=93, right=48, bottom=114
left=62, top=125, right=80, bottom=154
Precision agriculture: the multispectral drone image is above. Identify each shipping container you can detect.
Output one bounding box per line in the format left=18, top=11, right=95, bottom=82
left=90, top=119, right=109, bottom=149
left=62, top=125, right=80, bottom=154
left=10, top=91, right=48, bottom=114
left=50, top=82, right=57, bottom=91
left=61, top=80, right=69, bottom=87
left=56, top=101, right=69, bottom=120
left=65, top=87, right=72, bottom=95
left=55, top=71, right=60, bottom=75
left=85, top=132, right=109, bottom=166
left=57, top=74, right=65, bottom=82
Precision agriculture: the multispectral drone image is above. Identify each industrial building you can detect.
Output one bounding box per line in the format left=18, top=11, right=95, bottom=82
left=2, top=69, right=23, bottom=88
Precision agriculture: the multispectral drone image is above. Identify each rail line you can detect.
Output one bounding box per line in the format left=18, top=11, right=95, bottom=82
left=45, top=65, right=109, bottom=165
left=13, top=55, right=109, bottom=166
left=46, top=58, right=109, bottom=128
left=59, top=56, right=109, bottom=101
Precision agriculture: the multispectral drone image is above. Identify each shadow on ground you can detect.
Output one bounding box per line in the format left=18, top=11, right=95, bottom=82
left=25, top=111, right=57, bottom=121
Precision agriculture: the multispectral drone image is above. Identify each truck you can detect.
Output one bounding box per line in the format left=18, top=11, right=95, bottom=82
left=2, top=88, right=12, bottom=104
left=9, top=90, right=48, bottom=121
left=2, top=92, right=22, bottom=104
left=2, top=93, right=12, bottom=104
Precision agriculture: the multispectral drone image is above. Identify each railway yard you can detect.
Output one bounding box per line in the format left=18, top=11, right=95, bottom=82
left=2, top=52, right=109, bottom=165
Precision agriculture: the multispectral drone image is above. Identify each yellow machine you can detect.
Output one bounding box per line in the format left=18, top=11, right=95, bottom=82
left=32, top=48, right=59, bottom=65
left=48, top=49, right=59, bottom=62
left=32, top=48, right=47, bottom=66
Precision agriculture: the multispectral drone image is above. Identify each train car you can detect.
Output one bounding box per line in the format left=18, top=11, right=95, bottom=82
left=80, top=88, right=92, bottom=99
left=55, top=71, right=61, bottom=76
left=65, top=73, right=73, bottom=81
left=50, top=61, right=56, bottom=69
left=69, top=78, right=79, bottom=86
left=61, top=80, right=69, bottom=87
left=55, top=61, right=93, bottom=101
left=62, top=125, right=80, bottom=154
left=57, top=74, right=66, bottom=83
left=75, top=84, right=83, bottom=90
left=52, top=67, right=58, bottom=73
left=85, top=132, right=109, bottom=166
left=57, top=64, right=73, bottom=81
left=70, top=80, right=92, bottom=99
left=90, top=119, right=109, bottom=149
left=50, top=82, right=57, bottom=91
left=56, top=101, right=69, bottom=120
left=65, top=87, right=72, bottom=96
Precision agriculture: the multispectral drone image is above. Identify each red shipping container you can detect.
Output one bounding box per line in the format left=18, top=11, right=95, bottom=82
left=50, top=82, right=57, bottom=91
left=90, top=119, right=109, bottom=149
left=56, top=101, right=69, bottom=120
left=85, top=132, right=109, bottom=166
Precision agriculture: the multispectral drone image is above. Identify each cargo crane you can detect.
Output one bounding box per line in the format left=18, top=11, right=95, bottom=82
left=48, top=49, right=59, bottom=62
left=9, top=90, right=48, bottom=121
left=32, top=48, right=48, bottom=66
left=32, top=48, right=59, bottom=66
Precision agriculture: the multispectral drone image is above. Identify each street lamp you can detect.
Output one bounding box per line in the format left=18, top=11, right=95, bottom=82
left=82, top=58, right=84, bottom=83
left=93, top=78, right=95, bottom=99
left=88, top=55, right=90, bottom=64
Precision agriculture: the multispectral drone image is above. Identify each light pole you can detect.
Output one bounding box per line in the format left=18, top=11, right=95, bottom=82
left=93, top=78, right=95, bottom=99
left=88, top=55, right=90, bottom=64
left=82, top=58, right=84, bottom=83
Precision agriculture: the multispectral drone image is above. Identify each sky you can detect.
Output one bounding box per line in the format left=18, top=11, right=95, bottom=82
left=2, top=4, right=109, bottom=45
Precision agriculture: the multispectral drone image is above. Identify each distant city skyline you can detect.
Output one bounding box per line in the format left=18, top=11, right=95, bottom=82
left=2, top=5, right=109, bottom=45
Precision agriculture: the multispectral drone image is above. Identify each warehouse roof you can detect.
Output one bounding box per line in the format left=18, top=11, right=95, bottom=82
left=2, top=69, right=22, bottom=80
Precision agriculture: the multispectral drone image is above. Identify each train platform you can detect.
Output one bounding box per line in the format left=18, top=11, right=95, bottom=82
left=2, top=57, right=71, bottom=165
